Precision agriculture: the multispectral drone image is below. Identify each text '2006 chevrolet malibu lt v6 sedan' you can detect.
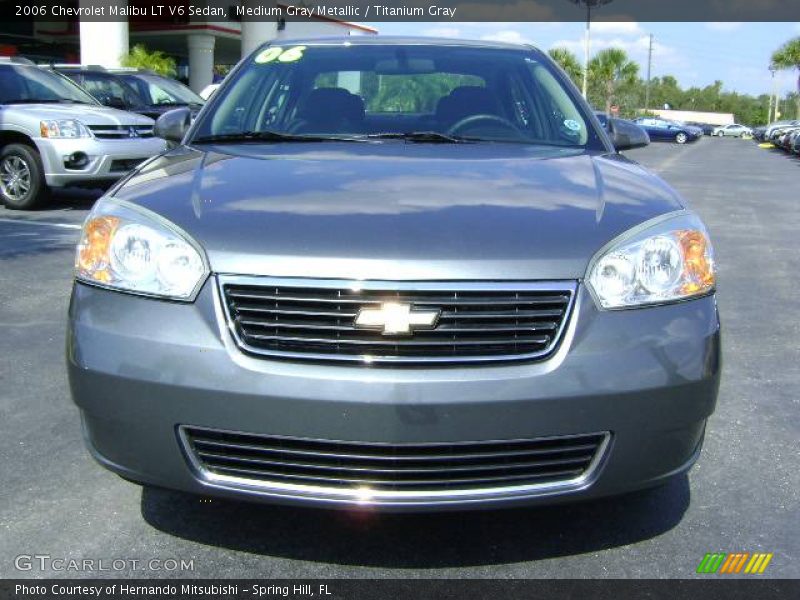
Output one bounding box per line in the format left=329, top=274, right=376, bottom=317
left=67, top=38, right=720, bottom=511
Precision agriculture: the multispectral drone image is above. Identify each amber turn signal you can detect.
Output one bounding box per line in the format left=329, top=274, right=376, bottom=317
left=76, top=216, right=119, bottom=283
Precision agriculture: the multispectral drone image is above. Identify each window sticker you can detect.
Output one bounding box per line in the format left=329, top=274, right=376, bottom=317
left=278, top=46, right=307, bottom=63
left=254, top=46, right=307, bottom=64
left=564, top=119, right=582, bottom=132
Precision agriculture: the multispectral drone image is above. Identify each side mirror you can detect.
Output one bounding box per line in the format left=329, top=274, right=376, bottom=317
left=153, top=107, right=191, bottom=144
left=609, top=118, right=650, bottom=151
left=102, top=96, right=127, bottom=110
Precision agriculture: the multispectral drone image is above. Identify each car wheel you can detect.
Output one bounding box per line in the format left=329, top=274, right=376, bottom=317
left=675, top=132, right=688, bottom=144
left=0, top=144, right=48, bottom=210
left=716, top=131, right=724, bottom=137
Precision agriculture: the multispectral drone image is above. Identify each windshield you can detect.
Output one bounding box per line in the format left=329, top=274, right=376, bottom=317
left=78, top=73, right=144, bottom=107
left=0, top=65, right=98, bottom=105
left=193, top=43, right=602, bottom=147
left=121, top=74, right=204, bottom=106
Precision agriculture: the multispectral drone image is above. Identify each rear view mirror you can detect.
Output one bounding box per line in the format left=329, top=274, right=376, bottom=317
left=609, top=118, right=650, bottom=151
left=375, top=58, right=435, bottom=75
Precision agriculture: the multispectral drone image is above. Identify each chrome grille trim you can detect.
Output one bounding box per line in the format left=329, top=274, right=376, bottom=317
left=88, top=125, right=154, bottom=139
left=217, top=275, right=577, bottom=365
left=179, top=426, right=611, bottom=504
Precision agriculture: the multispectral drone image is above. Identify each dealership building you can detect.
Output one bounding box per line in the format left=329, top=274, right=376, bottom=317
left=0, top=1, right=377, bottom=92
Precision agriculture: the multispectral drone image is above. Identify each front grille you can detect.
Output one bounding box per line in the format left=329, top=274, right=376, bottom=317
left=110, top=158, right=144, bottom=172
left=88, top=125, right=154, bottom=139
left=181, top=427, right=609, bottom=498
left=220, top=277, right=576, bottom=365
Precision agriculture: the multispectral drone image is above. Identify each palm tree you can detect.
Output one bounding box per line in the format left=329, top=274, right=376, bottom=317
left=588, top=48, right=639, bottom=115
left=121, top=44, right=177, bottom=78
left=548, top=47, right=584, bottom=88
left=771, top=37, right=800, bottom=119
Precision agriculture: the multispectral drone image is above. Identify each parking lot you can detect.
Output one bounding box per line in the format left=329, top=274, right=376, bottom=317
left=0, top=137, right=797, bottom=579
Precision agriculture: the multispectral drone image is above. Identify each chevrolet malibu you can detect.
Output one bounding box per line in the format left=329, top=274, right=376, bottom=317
left=67, top=38, right=720, bottom=510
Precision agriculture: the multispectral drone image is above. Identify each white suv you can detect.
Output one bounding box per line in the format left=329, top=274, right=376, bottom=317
left=0, top=58, right=166, bottom=209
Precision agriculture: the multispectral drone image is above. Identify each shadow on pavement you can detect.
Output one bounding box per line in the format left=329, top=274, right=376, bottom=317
left=44, top=188, right=104, bottom=211
left=141, top=475, right=689, bottom=568
left=0, top=187, right=102, bottom=213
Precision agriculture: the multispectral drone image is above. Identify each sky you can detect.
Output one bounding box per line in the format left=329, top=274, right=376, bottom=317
left=364, top=21, right=800, bottom=98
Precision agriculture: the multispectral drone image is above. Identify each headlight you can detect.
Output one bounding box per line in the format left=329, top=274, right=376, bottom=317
left=75, top=198, right=208, bottom=300
left=40, top=119, right=91, bottom=139
left=587, top=212, right=715, bottom=309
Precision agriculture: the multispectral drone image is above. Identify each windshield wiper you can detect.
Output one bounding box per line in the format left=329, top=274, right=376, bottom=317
left=191, top=130, right=363, bottom=144
left=361, top=131, right=475, bottom=144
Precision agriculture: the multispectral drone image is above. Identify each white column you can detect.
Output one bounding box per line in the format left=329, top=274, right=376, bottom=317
left=241, top=20, right=278, bottom=58
left=188, top=34, right=215, bottom=93
left=79, top=0, right=128, bottom=67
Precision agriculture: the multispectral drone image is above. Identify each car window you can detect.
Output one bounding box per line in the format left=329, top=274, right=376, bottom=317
left=121, top=74, right=203, bottom=106
left=80, top=74, right=142, bottom=106
left=313, top=71, right=485, bottom=114
left=198, top=44, right=601, bottom=148
left=0, top=65, right=97, bottom=105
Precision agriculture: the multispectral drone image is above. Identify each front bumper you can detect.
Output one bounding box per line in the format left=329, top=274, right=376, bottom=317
left=35, top=137, right=166, bottom=187
left=67, top=279, right=721, bottom=510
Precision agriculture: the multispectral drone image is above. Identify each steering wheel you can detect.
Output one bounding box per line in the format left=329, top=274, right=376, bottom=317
left=447, top=114, right=521, bottom=137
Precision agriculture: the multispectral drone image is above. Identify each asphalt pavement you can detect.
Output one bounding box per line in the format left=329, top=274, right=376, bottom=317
left=0, top=137, right=797, bottom=579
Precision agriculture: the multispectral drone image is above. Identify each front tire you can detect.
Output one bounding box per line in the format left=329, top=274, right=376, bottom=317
left=675, top=132, right=688, bottom=144
left=0, top=144, right=48, bottom=210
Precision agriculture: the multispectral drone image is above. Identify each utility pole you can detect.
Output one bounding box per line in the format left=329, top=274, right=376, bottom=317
left=645, top=33, right=653, bottom=111
left=569, top=1, right=614, bottom=99
left=769, top=65, right=777, bottom=123
left=582, top=3, right=591, bottom=98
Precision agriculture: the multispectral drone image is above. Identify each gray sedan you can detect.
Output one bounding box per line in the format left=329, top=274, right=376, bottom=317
left=67, top=37, right=720, bottom=511
left=713, top=124, right=752, bottom=138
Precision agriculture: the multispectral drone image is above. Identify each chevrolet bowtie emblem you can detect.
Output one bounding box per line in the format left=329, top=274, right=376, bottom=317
left=354, top=302, right=440, bottom=335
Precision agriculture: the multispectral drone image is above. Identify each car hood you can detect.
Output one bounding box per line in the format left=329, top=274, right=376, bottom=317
left=3, top=103, right=154, bottom=126
left=112, top=143, right=685, bottom=280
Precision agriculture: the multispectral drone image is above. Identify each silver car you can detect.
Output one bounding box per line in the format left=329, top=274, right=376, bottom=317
left=712, top=124, right=752, bottom=138
left=0, top=59, right=166, bottom=209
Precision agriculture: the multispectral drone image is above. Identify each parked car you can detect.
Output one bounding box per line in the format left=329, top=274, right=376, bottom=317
left=54, top=65, right=203, bottom=121
left=769, top=125, right=800, bottom=147
left=0, top=58, right=165, bottom=209
left=712, top=124, right=752, bottom=138
left=688, top=122, right=716, bottom=136
left=780, top=128, right=800, bottom=152
left=751, top=125, right=768, bottom=141
left=68, top=37, right=719, bottom=511
left=632, top=117, right=702, bottom=144
left=764, top=120, right=800, bottom=142
left=108, top=68, right=205, bottom=115
left=791, top=131, right=800, bottom=155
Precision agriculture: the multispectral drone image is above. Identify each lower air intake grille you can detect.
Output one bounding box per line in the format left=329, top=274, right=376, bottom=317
left=181, top=427, right=609, bottom=498
left=219, top=277, right=576, bottom=365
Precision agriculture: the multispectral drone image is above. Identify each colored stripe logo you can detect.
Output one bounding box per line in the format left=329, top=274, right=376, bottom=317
left=697, top=552, right=773, bottom=574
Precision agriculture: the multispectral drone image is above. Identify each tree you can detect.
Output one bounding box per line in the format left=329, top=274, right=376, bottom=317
left=588, top=48, right=639, bottom=114
left=771, top=37, right=800, bottom=118
left=121, top=44, right=177, bottom=78
left=548, top=47, right=583, bottom=88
